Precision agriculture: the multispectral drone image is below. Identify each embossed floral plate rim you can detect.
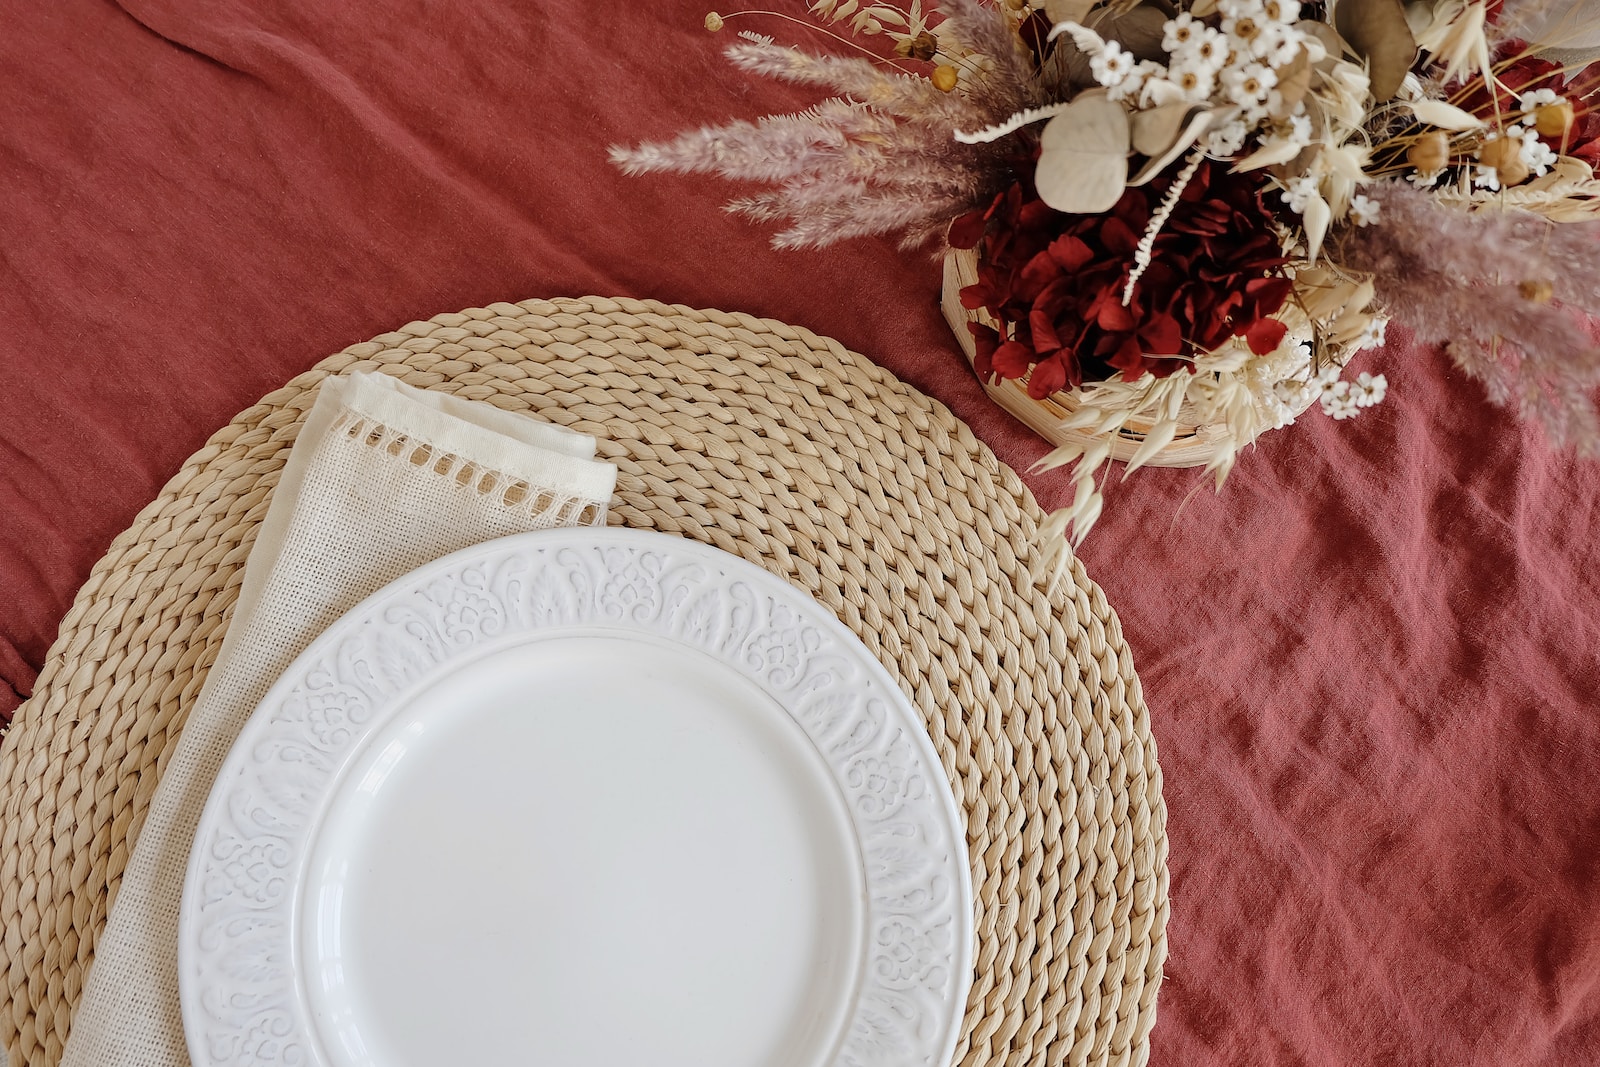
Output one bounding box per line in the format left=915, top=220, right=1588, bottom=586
left=177, top=527, right=974, bottom=1067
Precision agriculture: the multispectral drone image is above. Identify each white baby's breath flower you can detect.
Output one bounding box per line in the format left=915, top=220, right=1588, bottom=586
left=1316, top=363, right=1342, bottom=386
left=1090, top=40, right=1136, bottom=87
left=1206, top=119, right=1250, bottom=156
left=1352, top=371, right=1388, bottom=406
left=1406, top=169, right=1441, bottom=188
left=1356, top=316, right=1389, bottom=351
left=1348, top=193, right=1380, bottom=226
left=1281, top=174, right=1318, bottom=213
left=1519, top=129, right=1557, bottom=176
left=1519, top=87, right=1561, bottom=114
left=1324, top=391, right=1362, bottom=419
left=1473, top=164, right=1501, bottom=190
left=1287, top=111, right=1313, bottom=145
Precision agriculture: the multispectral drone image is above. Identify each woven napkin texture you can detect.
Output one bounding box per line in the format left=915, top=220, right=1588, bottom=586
left=58, top=370, right=617, bottom=1067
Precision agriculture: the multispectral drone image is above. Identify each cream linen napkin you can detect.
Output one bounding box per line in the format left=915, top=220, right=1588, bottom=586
left=60, top=371, right=618, bottom=1067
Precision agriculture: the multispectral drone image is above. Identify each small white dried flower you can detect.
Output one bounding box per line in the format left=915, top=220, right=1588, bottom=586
left=1406, top=169, right=1441, bottom=188
left=1348, top=194, right=1380, bottom=226
left=1223, top=11, right=1267, bottom=50
left=1259, top=28, right=1302, bottom=67
left=1356, top=316, right=1389, bottom=351
left=1352, top=371, right=1388, bottom=406
left=1473, top=164, right=1501, bottom=190
left=1287, top=111, right=1313, bottom=145
left=1518, top=129, right=1557, bottom=176
left=1519, top=87, right=1561, bottom=114
left=1206, top=119, right=1250, bottom=156
left=1090, top=40, right=1136, bottom=87
left=1164, top=12, right=1203, bottom=53
left=1179, top=27, right=1230, bottom=71
left=1246, top=21, right=1295, bottom=62
left=1217, top=0, right=1266, bottom=20
left=1110, top=59, right=1166, bottom=103
left=1259, top=0, right=1300, bottom=24
left=1324, top=390, right=1362, bottom=419
left=1281, top=174, right=1318, bottom=213
left=1167, top=64, right=1216, bottom=103
left=1222, top=61, right=1277, bottom=107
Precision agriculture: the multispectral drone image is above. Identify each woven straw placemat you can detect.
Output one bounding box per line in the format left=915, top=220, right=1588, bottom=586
left=0, top=297, right=1168, bottom=1067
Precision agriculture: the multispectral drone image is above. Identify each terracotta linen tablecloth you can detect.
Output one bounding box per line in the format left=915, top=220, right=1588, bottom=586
left=4, top=1, right=1600, bottom=1064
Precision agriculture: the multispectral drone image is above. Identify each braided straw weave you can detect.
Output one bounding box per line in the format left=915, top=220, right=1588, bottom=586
left=0, top=297, right=1168, bottom=1067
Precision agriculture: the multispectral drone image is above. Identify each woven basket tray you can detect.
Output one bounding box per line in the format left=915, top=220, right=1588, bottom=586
left=942, top=246, right=1303, bottom=468
left=0, top=297, right=1169, bottom=1067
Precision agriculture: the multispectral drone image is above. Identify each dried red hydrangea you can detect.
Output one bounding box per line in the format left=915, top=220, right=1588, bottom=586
left=950, top=158, right=1294, bottom=398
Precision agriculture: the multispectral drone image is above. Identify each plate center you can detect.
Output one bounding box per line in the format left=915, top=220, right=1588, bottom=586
left=301, top=633, right=866, bottom=1067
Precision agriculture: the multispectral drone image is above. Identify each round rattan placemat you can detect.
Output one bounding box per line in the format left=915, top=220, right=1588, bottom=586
left=0, top=297, right=1168, bottom=1067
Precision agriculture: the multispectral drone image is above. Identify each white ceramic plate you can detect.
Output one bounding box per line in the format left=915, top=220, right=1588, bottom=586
left=179, top=528, right=972, bottom=1067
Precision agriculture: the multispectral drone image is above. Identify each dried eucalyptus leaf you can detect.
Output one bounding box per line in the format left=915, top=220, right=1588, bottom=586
left=1087, top=5, right=1168, bottom=62
left=1297, top=19, right=1349, bottom=64
left=1190, top=0, right=1220, bottom=16
left=1037, top=89, right=1131, bottom=213
left=1270, top=50, right=1313, bottom=119
left=1045, top=0, right=1100, bottom=24
left=1130, top=102, right=1195, bottom=156
left=1129, top=107, right=1211, bottom=184
left=1332, top=0, right=1418, bottom=99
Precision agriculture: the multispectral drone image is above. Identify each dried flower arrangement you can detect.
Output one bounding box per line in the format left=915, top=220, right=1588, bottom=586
left=613, top=0, right=1600, bottom=548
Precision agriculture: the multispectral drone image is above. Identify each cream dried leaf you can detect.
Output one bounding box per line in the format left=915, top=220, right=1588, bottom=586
left=1036, top=89, right=1131, bottom=212
left=1129, top=104, right=1211, bottom=184
left=1232, top=136, right=1306, bottom=171
left=1302, top=187, right=1332, bottom=262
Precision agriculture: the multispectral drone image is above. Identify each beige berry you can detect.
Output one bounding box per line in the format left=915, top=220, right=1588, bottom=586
left=932, top=65, right=959, bottom=92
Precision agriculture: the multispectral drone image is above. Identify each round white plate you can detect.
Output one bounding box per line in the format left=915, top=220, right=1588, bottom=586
left=179, top=528, right=973, bottom=1067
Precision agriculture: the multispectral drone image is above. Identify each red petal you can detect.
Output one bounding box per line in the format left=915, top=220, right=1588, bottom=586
left=947, top=210, right=988, bottom=250
left=1244, top=316, right=1289, bottom=355
left=1027, top=356, right=1068, bottom=398
left=992, top=340, right=1035, bottom=379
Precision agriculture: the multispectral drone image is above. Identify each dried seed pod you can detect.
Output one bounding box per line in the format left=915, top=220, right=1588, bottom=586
left=1496, top=155, right=1532, bottom=186
left=1407, top=130, right=1450, bottom=173
left=895, top=31, right=939, bottom=61
left=1534, top=101, right=1576, bottom=139
left=704, top=11, right=724, bottom=32
left=1477, top=135, right=1520, bottom=171
left=931, top=65, right=959, bottom=92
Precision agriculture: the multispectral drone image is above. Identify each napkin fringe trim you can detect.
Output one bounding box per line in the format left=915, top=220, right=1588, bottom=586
left=332, top=411, right=607, bottom=526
